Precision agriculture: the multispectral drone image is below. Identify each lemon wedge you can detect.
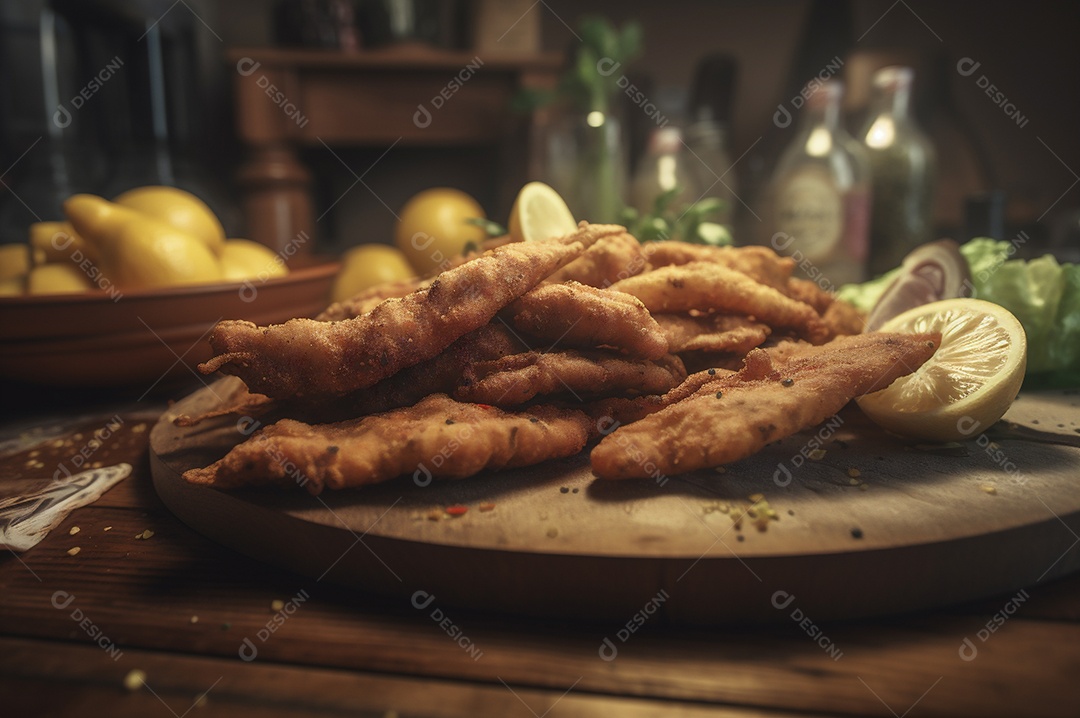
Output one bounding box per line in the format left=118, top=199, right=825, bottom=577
left=856, top=298, right=1027, bottom=441
left=508, top=181, right=577, bottom=242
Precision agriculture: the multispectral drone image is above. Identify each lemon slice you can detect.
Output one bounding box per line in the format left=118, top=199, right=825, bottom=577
left=856, top=298, right=1027, bottom=441
left=508, top=181, right=577, bottom=242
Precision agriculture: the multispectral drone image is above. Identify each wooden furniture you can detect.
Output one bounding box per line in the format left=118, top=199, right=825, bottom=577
left=227, top=46, right=562, bottom=254
left=2, top=388, right=1079, bottom=715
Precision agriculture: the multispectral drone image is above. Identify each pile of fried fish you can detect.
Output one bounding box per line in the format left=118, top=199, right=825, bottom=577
left=181, top=223, right=939, bottom=494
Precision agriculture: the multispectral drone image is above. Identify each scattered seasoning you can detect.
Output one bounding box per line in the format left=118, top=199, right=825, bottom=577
left=848, top=478, right=861, bottom=486
left=925, top=340, right=935, bottom=348
left=132, top=423, right=147, bottom=433
left=69, top=526, right=81, bottom=535
left=571, top=488, right=579, bottom=494
left=478, top=502, right=496, bottom=512
left=270, top=600, right=285, bottom=612
left=736, top=535, right=745, bottom=542
left=808, top=449, right=826, bottom=461
left=787, top=509, right=795, bottom=516
left=67, top=546, right=81, bottom=556
left=190, top=615, right=199, bottom=624
left=529, top=417, right=539, bottom=423
left=781, top=378, right=794, bottom=387
left=426, top=510, right=442, bottom=521
left=326, top=445, right=339, bottom=454
left=559, top=487, right=569, bottom=494
left=445, top=419, right=455, bottom=425
left=1032, top=419, right=1040, bottom=425
left=445, top=505, right=468, bottom=517
left=847, top=468, right=861, bottom=478
left=135, top=529, right=155, bottom=540
left=850, top=527, right=864, bottom=539
left=981, top=485, right=998, bottom=495
left=747, top=495, right=779, bottom=532
left=123, top=669, right=146, bottom=691
left=714, top=466, right=726, bottom=474
left=715, top=391, right=723, bottom=399
left=546, top=527, right=559, bottom=538
left=103, top=526, right=113, bottom=532
left=707, top=368, right=716, bottom=375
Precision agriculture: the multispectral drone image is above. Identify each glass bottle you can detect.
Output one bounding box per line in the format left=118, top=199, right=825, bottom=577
left=631, top=126, right=697, bottom=216
left=860, top=66, right=937, bottom=275
left=685, top=53, right=738, bottom=231
left=767, top=80, right=870, bottom=286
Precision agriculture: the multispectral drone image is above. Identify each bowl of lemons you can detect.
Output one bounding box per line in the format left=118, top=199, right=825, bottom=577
left=0, top=186, right=337, bottom=389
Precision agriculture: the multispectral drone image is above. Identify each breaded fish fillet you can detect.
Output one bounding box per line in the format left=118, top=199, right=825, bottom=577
left=590, top=332, right=940, bottom=479
left=654, top=313, right=771, bottom=355
left=508, top=281, right=668, bottom=359
left=644, top=242, right=795, bottom=289
left=200, top=235, right=592, bottom=399
left=545, top=231, right=645, bottom=287
left=183, top=394, right=593, bottom=494
left=611, top=262, right=828, bottom=343
left=456, top=351, right=686, bottom=406
left=317, top=277, right=428, bottom=322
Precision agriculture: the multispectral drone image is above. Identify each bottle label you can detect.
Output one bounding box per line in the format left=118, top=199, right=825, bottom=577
left=774, top=169, right=843, bottom=263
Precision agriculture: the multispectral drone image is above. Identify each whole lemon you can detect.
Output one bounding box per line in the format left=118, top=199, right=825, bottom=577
left=64, top=194, right=222, bottom=290
left=332, top=244, right=415, bottom=302
left=220, top=238, right=288, bottom=282
left=394, top=188, right=486, bottom=275
left=27, top=263, right=93, bottom=294
left=0, top=243, right=30, bottom=281
left=114, top=186, right=226, bottom=255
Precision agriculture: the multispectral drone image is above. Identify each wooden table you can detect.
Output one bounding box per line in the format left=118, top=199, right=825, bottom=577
left=227, top=45, right=561, bottom=254
left=2, top=389, right=1079, bottom=716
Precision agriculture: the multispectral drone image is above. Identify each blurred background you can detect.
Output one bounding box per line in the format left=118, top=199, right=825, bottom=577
left=1, top=0, right=1077, bottom=262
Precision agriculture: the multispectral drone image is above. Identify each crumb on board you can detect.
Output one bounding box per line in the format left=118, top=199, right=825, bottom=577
left=270, top=600, right=285, bottom=612
left=103, top=526, right=112, bottom=532
left=808, top=449, right=826, bottom=461
left=135, top=529, right=154, bottom=540
left=67, top=546, right=80, bottom=556
left=847, top=467, right=861, bottom=478
left=981, top=485, right=998, bottom=495
left=123, top=669, right=146, bottom=691
left=69, top=526, right=80, bottom=535
left=479, top=502, right=496, bottom=512
left=190, top=615, right=199, bottom=624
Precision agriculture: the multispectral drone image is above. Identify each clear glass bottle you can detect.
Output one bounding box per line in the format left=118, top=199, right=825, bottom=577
left=631, top=126, right=697, bottom=215
left=767, top=80, right=871, bottom=286
left=860, top=66, right=937, bottom=276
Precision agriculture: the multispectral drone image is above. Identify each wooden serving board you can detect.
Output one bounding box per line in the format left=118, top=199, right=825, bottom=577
left=151, top=377, right=1080, bottom=623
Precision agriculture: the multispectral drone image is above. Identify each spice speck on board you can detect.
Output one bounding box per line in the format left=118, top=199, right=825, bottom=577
left=123, top=669, right=146, bottom=691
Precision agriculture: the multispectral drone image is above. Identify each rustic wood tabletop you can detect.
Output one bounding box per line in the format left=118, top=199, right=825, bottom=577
left=2, top=385, right=1079, bottom=717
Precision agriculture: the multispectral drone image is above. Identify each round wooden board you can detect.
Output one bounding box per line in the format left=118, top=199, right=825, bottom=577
left=151, top=377, right=1080, bottom=624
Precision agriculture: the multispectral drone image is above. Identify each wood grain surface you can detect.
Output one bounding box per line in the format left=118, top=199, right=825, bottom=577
left=2, top=390, right=1080, bottom=716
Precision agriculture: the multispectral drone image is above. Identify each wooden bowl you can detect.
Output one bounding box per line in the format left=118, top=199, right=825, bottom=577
left=0, top=262, right=339, bottom=388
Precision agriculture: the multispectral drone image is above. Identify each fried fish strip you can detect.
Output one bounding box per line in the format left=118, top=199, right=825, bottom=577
left=183, top=394, right=592, bottom=494
left=784, top=277, right=866, bottom=339
left=508, top=281, right=668, bottom=359
left=644, top=242, right=795, bottom=289
left=200, top=235, right=592, bottom=399
left=654, top=313, right=771, bottom=354
left=544, top=231, right=645, bottom=287
left=611, top=262, right=828, bottom=342
left=456, top=351, right=686, bottom=406
left=590, top=332, right=940, bottom=479
left=317, top=277, right=428, bottom=322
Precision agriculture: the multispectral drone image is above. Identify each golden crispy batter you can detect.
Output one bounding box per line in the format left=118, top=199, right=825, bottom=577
left=654, top=313, right=771, bottom=354
left=822, top=298, right=867, bottom=338
left=424, top=234, right=518, bottom=276
left=545, top=231, right=645, bottom=287
left=508, top=281, right=668, bottom=359
left=183, top=394, right=593, bottom=494
left=590, top=332, right=940, bottom=479
left=456, top=351, right=686, bottom=406
left=200, top=235, right=593, bottom=399
left=644, top=242, right=795, bottom=289
left=317, top=277, right=428, bottom=322
left=611, top=262, right=828, bottom=343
